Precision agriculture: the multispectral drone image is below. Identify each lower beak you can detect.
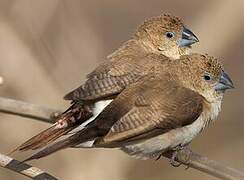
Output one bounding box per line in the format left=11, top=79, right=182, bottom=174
left=215, top=71, right=234, bottom=92
left=178, top=27, right=199, bottom=47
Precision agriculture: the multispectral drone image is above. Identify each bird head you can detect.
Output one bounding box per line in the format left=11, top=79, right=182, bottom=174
left=176, top=54, right=234, bottom=102
left=135, top=14, right=199, bottom=59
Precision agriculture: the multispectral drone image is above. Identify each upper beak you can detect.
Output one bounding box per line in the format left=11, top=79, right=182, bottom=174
left=215, top=71, right=234, bottom=92
left=178, top=27, right=199, bottom=47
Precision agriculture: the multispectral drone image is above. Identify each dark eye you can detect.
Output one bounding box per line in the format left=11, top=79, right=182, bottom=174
left=166, top=32, right=175, bottom=39
left=203, top=74, right=212, bottom=81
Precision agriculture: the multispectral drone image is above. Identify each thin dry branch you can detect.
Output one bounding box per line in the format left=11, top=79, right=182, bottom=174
left=0, top=97, right=61, bottom=123
left=163, top=150, right=244, bottom=180
left=0, top=97, right=244, bottom=180
left=0, top=153, right=57, bottom=180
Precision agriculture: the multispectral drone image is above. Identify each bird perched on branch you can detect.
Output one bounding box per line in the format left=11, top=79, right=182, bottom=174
left=11, top=13, right=199, bottom=156
left=13, top=53, right=233, bottom=161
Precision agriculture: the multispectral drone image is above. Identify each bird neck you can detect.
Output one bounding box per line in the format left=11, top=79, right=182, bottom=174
left=201, top=97, right=222, bottom=129
left=136, top=38, right=191, bottom=59
left=137, top=38, right=160, bottom=54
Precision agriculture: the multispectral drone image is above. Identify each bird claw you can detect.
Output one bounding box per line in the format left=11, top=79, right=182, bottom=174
left=169, top=145, right=192, bottom=168
left=155, top=154, right=162, bottom=161
left=170, top=151, right=182, bottom=167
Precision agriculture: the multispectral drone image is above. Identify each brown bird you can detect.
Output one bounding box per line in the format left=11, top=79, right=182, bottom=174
left=11, top=14, right=199, bottom=155
left=19, top=53, right=233, bottom=161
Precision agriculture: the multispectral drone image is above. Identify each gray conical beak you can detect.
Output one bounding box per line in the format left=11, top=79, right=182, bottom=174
left=178, top=27, right=199, bottom=47
left=215, top=71, right=234, bottom=92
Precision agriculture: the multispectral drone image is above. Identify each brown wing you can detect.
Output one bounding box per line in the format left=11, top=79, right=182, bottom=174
left=91, top=78, right=204, bottom=145
left=64, top=50, right=168, bottom=101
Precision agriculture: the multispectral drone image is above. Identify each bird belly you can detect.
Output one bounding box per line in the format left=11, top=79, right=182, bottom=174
left=121, top=115, right=206, bottom=160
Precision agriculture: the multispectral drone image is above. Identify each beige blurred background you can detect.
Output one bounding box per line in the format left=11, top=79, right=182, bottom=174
left=0, top=0, right=243, bottom=179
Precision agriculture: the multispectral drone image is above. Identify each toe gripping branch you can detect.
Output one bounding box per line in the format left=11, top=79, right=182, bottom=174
left=161, top=146, right=193, bottom=168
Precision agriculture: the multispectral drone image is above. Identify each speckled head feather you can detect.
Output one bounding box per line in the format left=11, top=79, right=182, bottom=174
left=134, top=14, right=192, bottom=59
left=180, top=54, right=223, bottom=78
left=201, top=54, right=223, bottom=74
left=135, top=14, right=184, bottom=37
left=174, top=54, right=224, bottom=102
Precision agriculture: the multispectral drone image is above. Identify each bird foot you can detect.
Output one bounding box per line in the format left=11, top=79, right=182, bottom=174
left=170, top=151, right=182, bottom=167
left=170, top=145, right=192, bottom=168
left=155, top=153, right=162, bottom=161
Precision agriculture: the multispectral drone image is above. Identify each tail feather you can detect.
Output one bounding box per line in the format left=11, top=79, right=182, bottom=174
left=10, top=124, right=62, bottom=153
left=21, top=126, right=72, bottom=151
left=24, top=127, right=98, bottom=161
left=23, top=137, right=72, bottom=162
left=10, top=104, right=93, bottom=154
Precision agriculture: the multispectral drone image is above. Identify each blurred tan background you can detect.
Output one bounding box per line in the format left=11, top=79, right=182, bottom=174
left=0, top=0, right=243, bottom=179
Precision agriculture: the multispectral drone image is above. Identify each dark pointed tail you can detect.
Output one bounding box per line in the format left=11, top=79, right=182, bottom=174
left=24, top=127, right=98, bottom=161
left=9, top=103, right=93, bottom=154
